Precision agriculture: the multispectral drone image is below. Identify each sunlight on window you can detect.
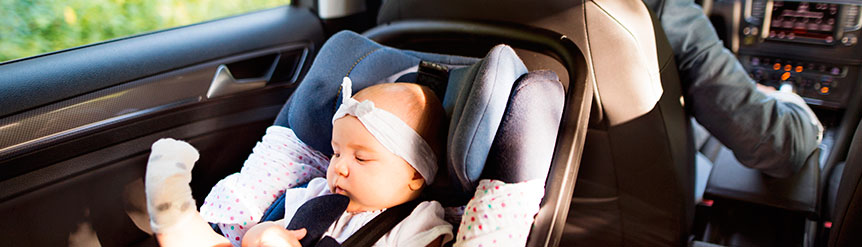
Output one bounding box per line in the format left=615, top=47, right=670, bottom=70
left=0, top=0, right=291, bottom=62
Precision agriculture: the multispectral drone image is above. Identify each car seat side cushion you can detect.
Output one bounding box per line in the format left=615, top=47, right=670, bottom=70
left=483, top=70, right=564, bottom=183
left=446, top=45, right=528, bottom=192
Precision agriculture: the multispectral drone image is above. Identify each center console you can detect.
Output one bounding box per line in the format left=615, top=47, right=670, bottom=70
left=698, top=0, right=862, bottom=246
left=736, top=0, right=862, bottom=110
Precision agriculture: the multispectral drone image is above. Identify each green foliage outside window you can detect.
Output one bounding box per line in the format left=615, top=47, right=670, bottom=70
left=0, top=0, right=291, bottom=62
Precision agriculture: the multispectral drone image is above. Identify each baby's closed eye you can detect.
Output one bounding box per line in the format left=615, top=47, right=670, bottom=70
left=353, top=152, right=376, bottom=163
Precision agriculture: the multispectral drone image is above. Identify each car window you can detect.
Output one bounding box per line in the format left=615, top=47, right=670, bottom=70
left=0, top=0, right=291, bottom=63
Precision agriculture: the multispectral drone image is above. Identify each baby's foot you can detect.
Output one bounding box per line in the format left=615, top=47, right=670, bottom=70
left=145, top=138, right=200, bottom=232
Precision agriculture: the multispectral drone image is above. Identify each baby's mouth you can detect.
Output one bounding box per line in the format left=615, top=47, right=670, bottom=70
left=331, top=178, right=346, bottom=194
left=333, top=185, right=347, bottom=195
left=334, top=185, right=347, bottom=195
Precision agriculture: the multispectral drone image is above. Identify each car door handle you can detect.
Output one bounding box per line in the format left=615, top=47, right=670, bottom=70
left=206, top=64, right=269, bottom=99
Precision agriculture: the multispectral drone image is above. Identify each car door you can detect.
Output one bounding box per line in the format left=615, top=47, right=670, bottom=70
left=0, top=5, right=323, bottom=246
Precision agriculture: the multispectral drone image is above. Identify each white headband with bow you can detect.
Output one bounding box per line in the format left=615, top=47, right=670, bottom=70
left=331, top=77, right=437, bottom=184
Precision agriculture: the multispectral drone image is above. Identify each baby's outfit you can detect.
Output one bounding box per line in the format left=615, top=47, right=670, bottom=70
left=283, top=177, right=454, bottom=246
left=147, top=75, right=550, bottom=246
left=200, top=126, right=330, bottom=245
left=198, top=125, right=453, bottom=246
left=149, top=125, right=545, bottom=247
left=452, top=179, right=544, bottom=247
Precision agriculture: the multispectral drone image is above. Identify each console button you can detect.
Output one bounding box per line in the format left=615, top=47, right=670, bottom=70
left=781, top=72, right=791, bottom=81
left=842, top=34, right=858, bottom=47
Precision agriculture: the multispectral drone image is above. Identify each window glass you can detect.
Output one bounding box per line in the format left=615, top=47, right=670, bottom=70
left=0, top=0, right=291, bottom=62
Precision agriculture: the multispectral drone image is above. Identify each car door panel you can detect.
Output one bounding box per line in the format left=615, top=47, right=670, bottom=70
left=0, top=5, right=323, bottom=246
left=0, top=6, right=321, bottom=117
left=0, top=43, right=310, bottom=180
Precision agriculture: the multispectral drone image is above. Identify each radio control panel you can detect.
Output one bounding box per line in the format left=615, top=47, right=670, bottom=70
left=730, top=1, right=862, bottom=109
left=741, top=55, right=857, bottom=109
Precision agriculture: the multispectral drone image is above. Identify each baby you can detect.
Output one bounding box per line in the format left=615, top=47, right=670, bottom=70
left=144, top=78, right=452, bottom=246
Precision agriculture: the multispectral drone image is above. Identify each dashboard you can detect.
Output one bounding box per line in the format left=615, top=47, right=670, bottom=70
left=710, top=0, right=862, bottom=110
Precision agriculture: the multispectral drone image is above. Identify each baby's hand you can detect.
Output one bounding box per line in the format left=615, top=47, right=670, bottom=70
left=241, top=222, right=306, bottom=247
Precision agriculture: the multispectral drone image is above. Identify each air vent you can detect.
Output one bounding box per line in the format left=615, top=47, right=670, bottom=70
left=845, top=4, right=861, bottom=30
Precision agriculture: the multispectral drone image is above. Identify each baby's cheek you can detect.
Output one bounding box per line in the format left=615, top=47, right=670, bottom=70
left=372, top=179, right=405, bottom=201
left=325, top=163, right=336, bottom=179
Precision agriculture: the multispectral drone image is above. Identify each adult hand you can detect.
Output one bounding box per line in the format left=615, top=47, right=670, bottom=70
left=756, top=82, right=824, bottom=144
left=242, top=221, right=306, bottom=247
left=755, top=83, right=776, bottom=93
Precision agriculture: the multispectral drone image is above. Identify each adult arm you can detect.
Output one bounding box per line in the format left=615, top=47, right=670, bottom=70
left=648, top=0, right=822, bottom=177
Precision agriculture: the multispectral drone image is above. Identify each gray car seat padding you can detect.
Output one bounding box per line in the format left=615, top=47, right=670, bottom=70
left=274, top=30, right=558, bottom=198
left=444, top=45, right=528, bottom=192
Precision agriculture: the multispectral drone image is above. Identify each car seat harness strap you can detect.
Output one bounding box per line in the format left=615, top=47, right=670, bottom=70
left=335, top=199, right=422, bottom=247
left=416, top=60, right=450, bottom=99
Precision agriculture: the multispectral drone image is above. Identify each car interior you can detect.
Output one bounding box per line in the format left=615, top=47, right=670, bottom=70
left=696, top=0, right=861, bottom=246
left=0, top=0, right=860, bottom=246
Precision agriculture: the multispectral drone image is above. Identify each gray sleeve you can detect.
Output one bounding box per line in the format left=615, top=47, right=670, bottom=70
left=655, top=0, right=822, bottom=177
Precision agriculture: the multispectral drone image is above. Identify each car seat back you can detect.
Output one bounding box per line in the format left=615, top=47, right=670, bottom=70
left=376, top=0, right=694, bottom=245
left=568, top=2, right=693, bottom=246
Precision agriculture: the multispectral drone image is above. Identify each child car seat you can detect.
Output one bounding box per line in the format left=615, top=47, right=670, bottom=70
left=363, top=24, right=592, bottom=247
left=252, top=25, right=591, bottom=246
left=375, top=0, right=694, bottom=245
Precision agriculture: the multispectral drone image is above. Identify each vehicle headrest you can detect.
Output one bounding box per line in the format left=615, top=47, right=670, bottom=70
left=280, top=30, right=528, bottom=194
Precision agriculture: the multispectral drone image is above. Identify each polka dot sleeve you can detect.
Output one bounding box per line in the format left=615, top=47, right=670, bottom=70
left=453, top=179, right=545, bottom=247
left=200, top=126, right=329, bottom=225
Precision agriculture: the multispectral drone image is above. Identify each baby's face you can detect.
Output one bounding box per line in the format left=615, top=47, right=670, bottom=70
left=328, top=115, right=424, bottom=212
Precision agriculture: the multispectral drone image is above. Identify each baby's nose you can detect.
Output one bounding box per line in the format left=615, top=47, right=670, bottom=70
left=334, top=158, right=350, bottom=176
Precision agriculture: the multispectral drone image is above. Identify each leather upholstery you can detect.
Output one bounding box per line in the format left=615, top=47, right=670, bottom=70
left=568, top=2, right=693, bottom=245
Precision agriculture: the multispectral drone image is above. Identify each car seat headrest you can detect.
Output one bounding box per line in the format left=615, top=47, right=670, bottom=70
left=284, top=31, right=424, bottom=155
left=279, top=30, right=528, bottom=195
left=282, top=31, right=477, bottom=155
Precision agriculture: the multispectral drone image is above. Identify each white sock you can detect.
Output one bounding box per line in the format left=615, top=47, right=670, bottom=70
left=145, top=138, right=201, bottom=233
